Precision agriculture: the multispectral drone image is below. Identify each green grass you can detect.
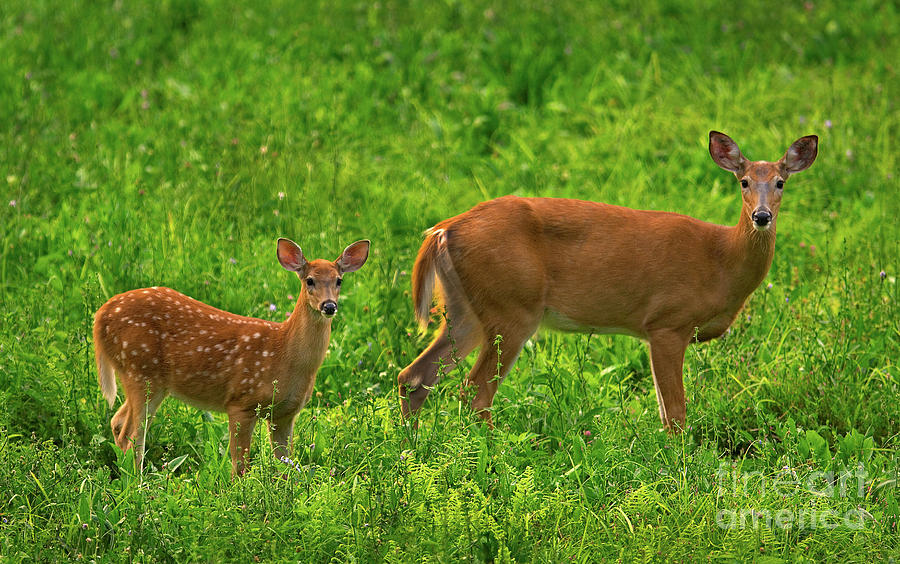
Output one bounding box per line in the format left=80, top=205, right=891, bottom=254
left=1, top=0, right=898, bottom=560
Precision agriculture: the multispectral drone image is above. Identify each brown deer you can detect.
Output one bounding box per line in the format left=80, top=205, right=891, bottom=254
left=399, top=131, right=817, bottom=430
left=94, top=238, right=369, bottom=475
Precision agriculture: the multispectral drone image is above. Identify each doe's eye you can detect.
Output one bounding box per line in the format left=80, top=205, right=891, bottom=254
left=776, top=180, right=785, bottom=189
left=740, top=179, right=749, bottom=189
left=306, top=277, right=315, bottom=287
left=336, top=278, right=342, bottom=287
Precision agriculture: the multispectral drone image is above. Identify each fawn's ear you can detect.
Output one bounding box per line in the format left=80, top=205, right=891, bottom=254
left=781, top=135, right=818, bottom=175
left=709, top=131, right=746, bottom=174
left=336, top=240, right=370, bottom=274
left=277, top=238, right=307, bottom=272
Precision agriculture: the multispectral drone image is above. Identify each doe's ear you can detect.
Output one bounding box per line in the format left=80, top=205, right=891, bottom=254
left=709, top=131, right=746, bottom=174
left=781, top=135, right=818, bottom=175
left=336, top=240, right=370, bottom=274
left=277, top=238, right=307, bottom=272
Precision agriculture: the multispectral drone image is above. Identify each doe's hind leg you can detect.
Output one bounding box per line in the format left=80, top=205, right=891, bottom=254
left=462, top=321, right=537, bottom=428
left=398, top=307, right=482, bottom=420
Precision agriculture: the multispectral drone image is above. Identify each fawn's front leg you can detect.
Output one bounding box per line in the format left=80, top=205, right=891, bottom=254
left=268, top=413, right=297, bottom=462
left=227, top=407, right=258, bottom=476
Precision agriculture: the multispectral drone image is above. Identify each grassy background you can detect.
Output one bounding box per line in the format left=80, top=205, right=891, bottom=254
left=1, top=0, right=898, bottom=560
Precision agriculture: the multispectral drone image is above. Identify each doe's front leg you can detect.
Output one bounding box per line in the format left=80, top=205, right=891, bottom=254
left=647, top=329, right=691, bottom=432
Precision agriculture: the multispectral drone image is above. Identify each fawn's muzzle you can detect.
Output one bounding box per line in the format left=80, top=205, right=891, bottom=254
left=321, top=301, right=338, bottom=317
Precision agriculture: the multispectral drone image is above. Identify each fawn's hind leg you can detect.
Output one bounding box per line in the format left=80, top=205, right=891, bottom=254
left=115, top=382, right=167, bottom=472
left=111, top=400, right=132, bottom=448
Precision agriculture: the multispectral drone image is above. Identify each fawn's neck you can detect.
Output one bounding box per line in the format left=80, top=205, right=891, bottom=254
left=280, top=292, right=333, bottom=369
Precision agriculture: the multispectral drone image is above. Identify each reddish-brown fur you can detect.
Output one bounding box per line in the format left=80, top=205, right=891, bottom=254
left=94, top=238, right=369, bottom=476
left=399, top=132, right=817, bottom=429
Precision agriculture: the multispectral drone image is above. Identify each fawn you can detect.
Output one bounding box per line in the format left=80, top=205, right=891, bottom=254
left=399, top=131, right=817, bottom=429
left=94, top=238, right=370, bottom=475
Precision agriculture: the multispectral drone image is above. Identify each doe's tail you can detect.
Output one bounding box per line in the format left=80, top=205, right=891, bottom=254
left=411, top=227, right=443, bottom=329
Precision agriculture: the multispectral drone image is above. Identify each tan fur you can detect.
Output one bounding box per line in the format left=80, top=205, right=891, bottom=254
left=399, top=132, right=817, bottom=430
left=93, top=238, right=369, bottom=476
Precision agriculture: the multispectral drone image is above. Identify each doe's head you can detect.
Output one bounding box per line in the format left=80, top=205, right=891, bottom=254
left=277, top=238, right=370, bottom=318
left=709, top=131, right=818, bottom=232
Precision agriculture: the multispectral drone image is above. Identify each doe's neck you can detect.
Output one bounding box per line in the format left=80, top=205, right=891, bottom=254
left=724, top=207, right=778, bottom=293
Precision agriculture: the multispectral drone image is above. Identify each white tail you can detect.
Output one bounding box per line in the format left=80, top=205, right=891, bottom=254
left=93, top=238, right=369, bottom=476
left=399, top=131, right=818, bottom=430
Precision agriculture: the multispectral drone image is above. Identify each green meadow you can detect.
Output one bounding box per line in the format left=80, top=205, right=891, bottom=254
left=1, top=0, right=898, bottom=560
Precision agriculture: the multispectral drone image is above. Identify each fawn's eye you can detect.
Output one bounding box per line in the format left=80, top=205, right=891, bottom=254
left=306, top=278, right=315, bottom=287
left=336, top=278, right=342, bottom=287
left=740, top=179, right=749, bottom=189
left=775, top=179, right=784, bottom=189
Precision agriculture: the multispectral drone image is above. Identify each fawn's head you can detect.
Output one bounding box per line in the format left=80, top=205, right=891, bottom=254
left=709, top=131, right=818, bottom=232
left=277, top=238, right=370, bottom=318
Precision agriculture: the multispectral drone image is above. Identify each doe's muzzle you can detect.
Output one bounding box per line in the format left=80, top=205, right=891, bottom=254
left=752, top=209, right=772, bottom=228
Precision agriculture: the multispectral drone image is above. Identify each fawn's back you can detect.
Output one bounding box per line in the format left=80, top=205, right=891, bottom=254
left=93, top=286, right=296, bottom=412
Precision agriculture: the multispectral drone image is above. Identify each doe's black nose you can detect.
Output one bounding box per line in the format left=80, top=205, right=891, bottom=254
left=752, top=210, right=772, bottom=226
left=321, top=301, right=338, bottom=316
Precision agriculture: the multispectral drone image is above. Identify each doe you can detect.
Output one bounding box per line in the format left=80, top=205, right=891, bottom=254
left=399, top=131, right=817, bottom=430
left=94, top=238, right=369, bottom=475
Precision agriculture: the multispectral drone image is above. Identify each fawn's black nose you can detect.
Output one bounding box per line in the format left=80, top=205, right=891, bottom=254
left=321, top=301, right=338, bottom=317
left=752, top=210, right=772, bottom=227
